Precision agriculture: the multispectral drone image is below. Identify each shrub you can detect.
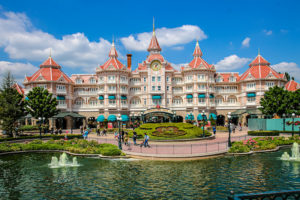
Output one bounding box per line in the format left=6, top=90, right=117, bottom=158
left=248, top=131, right=280, bottom=136
left=228, top=142, right=251, bottom=153
left=19, top=125, right=39, bottom=131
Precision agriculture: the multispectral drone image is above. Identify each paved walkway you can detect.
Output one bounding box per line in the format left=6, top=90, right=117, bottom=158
left=87, top=128, right=251, bottom=158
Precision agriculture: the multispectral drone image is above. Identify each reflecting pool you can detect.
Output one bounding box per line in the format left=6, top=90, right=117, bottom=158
left=0, top=149, right=300, bottom=199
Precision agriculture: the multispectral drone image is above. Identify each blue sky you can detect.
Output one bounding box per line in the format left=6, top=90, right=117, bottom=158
left=0, top=0, right=300, bottom=83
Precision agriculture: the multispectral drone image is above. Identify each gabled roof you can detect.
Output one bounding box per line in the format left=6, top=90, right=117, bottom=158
left=285, top=80, right=299, bottom=91
left=13, top=83, right=24, bottom=95
left=25, top=57, right=73, bottom=83
left=239, top=53, right=282, bottom=81
left=99, top=42, right=125, bottom=70
left=216, top=73, right=240, bottom=82
left=147, top=54, right=164, bottom=63
left=187, top=41, right=213, bottom=69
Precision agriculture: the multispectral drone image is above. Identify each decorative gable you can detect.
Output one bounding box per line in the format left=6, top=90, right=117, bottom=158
left=36, top=73, right=46, bottom=81
left=57, top=75, right=67, bottom=82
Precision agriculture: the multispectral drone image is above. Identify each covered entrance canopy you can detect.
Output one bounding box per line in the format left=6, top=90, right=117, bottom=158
left=52, top=112, right=86, bottom=129
left=231, top=109, right=262, bottom=116
left=141, top=107, right=176, bottom=123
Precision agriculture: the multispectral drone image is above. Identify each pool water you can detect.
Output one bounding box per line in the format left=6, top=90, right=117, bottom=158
left=0, top=149, right=299, bottom=199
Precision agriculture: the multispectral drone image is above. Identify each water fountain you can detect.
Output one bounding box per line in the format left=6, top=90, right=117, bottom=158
left=280, top=142, right=300, bottom=161
left=49, top=152, right=80, bottom=168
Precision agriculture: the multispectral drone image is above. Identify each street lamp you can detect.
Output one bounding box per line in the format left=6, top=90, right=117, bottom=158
left=283, top=113, right=286, bottom=131
left=227, top=112, right=232, bottom=147
left=117, top=114, right=122, bottom=150
left=202, top=110, right=206, bottom=137
left=292, top=113, right=295, bottom=136
left=38, top=117, right=45, bottom=138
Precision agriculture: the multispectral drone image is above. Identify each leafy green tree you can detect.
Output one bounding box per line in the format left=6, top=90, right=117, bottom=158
left=259, top=86, right=299, bottom=116
left=0, top=72, right=25, bottom=137
left=285, top=72, right=291, bottom=81
left=25, top=87, right=58, bottom=135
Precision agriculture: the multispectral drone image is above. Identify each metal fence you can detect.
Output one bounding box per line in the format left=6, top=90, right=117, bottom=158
left=88, top=135, right=248, bottom=156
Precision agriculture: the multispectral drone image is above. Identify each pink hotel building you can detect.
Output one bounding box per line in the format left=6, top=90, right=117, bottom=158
left=18, top=27, right=299, bottom=129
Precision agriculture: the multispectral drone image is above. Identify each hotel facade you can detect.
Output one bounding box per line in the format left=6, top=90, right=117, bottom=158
left=19, top=27, right=298, bottom=129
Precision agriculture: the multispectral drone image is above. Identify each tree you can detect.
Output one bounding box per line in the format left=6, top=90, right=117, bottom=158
left=285, top=72, right=291, bottom=81
left=259, top=86, right=300, bottom=117
left=25, top=87, right=58, bottom=135
left=0, top=72, right=25, bottom=137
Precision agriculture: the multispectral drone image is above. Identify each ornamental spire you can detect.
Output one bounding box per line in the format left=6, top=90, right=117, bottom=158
left=147, top=18, right=161, bottom=53
left=109, top=39, right=118, bottom=58
left=193, top=40, right=203, bottom=57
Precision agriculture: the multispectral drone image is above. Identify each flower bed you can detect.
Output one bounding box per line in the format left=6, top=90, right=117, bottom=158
left=228, top=136, right=300, bottom=153
left=0, top=139, right=122, bottom=156
left=129, top=123, right=211, bottom=140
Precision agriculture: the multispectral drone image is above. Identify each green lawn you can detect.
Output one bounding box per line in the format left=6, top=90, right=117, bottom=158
left=128, top=123, right=211, bottom=140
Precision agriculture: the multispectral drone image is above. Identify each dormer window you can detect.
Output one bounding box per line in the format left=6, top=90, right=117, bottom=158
left=229, top=76, right=236, bottom=82
left=89, top=78, right=96, bottom=84
left=75, top=79, right=82, bottom=84
left=216, top=76, right=223, bottom=82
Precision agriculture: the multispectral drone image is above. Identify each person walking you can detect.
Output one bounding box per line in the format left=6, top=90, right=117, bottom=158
left=83, top=129, right=89, bottom=140
left=124, top=132, right=129, bottom=146
left=143, top=133, right=150, bottom=148
left=121, top=130, right=125, bottom=143
left=114, top=130, right=118, bottom=140
left=103, top=129, right=107, bottom=136
left=213, top=126, right=216, bottom=135
left=59, top=128, right=62, bottom=135
left=96, top=128, right=100, bottom=136
left=133, top=131, right=137, bottom=145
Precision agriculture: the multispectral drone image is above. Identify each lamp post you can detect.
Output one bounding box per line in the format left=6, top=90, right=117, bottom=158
left=283, top=113, right=286, bottom=131
left=292, top=113, right=295, bottom=137
left=227, top=112, right=232, bottom=147
left=38, top=117, right=45, bottom=138
left=202, top=110, right=206, bottom=137
left=117, top=114, right=122, bottom=150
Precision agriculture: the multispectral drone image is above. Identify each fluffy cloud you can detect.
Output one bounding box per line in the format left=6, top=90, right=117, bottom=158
left=170, top=63, right=188, bottom=71
left=271, top=62, right=300, bottom=81
left=214, top=55, right=251, bottom=71
left=263, top=30, right=273, bottom=36
left=121, top=25, right=207, bottom=51
left=0, top=61, right=38, bottom=83
left=0, top=11, right=112, bottom=72
left=241, top=37, right=250, bottom=48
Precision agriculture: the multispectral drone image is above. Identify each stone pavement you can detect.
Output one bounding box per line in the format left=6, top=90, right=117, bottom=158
left=86, top=128, right=251, bottom=158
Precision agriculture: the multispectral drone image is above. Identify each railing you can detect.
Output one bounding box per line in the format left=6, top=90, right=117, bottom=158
left=246, top=102, right=256, bottom=106
left=228, top=190, right=300, bottom=200
left=120, top=80, right=129, bottom=84
left=88, top=135, right=248, bottom=157
left=57, top=104, right=67, bottom=109
left=56, top=90, right=66, bottom=94
left=74, top=91, right=98, bottom=96
left=173, top=90, right=183, bottom=94
left=130, top=82, right=141, bottom=86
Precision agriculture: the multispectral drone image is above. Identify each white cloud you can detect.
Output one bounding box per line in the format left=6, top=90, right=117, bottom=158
left=241, top=37, right=250, bottom=48
left=172, top=46, right=184, bottom=50
left=0, top=61, right=38, bottom=84
left=0, top=11, right=112, bottom=72
left=263, top=30, right=273, bottom=36
left=214, top=55, right=251, bottom=71
left=121, top=25, right=207, bottom=51
left=271, top=62, right=300, bottom=81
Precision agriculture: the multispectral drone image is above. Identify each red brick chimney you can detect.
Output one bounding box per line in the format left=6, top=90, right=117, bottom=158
left=127, top=54, right=132, bottom=70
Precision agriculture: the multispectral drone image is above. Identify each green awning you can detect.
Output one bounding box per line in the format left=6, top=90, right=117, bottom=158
left=247, top=93, right=256, bottom=97
left=121, top=95, right=127, bottom=100
left=231, top=109, right=247, bottom=115
left=209, top=94, right=214, bottom=98
left=57, top=96, right=65, bottom=100
left=247, top=109, right=262, bottom=115
left=152, top=95, right=161, bottom=99
left=198, top=94, right=206, bottom=98
left=108, top=95, right=116, bottom=100
left=186, top=94, right=193, bottom=99
left=197, top=114, right=207, bottom=121
left=108, top=115, right=117, bottom=122
left=98, top=95, right=104, bottom=100
left=52, top=112, right=85, bottom=118
left=121, top=115, right=129, bottom=122
left=185, top=114, right=195, bottom=120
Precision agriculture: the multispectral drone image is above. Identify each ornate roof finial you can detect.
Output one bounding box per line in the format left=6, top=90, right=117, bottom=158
left=193, top=40, right=203, bottom=57
left=153, top=17, right=155, bottom=35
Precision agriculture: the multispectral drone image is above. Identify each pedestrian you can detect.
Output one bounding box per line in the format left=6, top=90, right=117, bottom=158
left=64, top=130, right=68, bottom=140
left=55, top=128, right=58, bottom=135
left=96, top=128, right=100, bottom=136
left=59, top=128, right=62, bottom=135
left=232, top=124, right=236, bottom=134
left=121, top=130, right=125, bottom=142
left=143, top=133, right=150, bottom=147
left=133, top=131, right=137, bottom=145
left=103, top=129, right=107, bottom=136
left=213, top=126, right=216, bottom=135
left=239, top=122, right=242, bottom=131
left=80, top=126, right=83, bottom=134
left=124, top=132, right=129, bottom=146
left=83, top=129, right=89, bottom=140
left=114, top=131, right=118, bottom=139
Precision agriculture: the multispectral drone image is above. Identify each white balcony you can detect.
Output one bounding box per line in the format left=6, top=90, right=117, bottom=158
left=172, top=81, right=183, bottom=86
left=130, top=82, right=141, bottom=86
left=121, top=104, right=129, bottom=109
left=98, top=90, right=105, bottom=94
left=246, top=102, right=256, bottom=106
left=107, top=80, right=116, bottom=84
left=130, top=91, right=141, bottom=95
left=246, top=88, right=256, bottom=92
left=120, top=90, right=128, bottom=94
left=74, top=91, right=98, bottom=96
left=107, top=90, right=117, bottom=93
left=120, top=80, right=129, bottom=84
left=57, top=104, right=67, bottom=109
left=56, top=90, right=67, bottom=94
left=173, top=90, right=183, bottom=94
left=108, top=104, right=117, bottom=108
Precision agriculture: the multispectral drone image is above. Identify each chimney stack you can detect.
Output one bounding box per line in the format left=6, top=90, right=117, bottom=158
left=127, top=54, right=132, bottom=70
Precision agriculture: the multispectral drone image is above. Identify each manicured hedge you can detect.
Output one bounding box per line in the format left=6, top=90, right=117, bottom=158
left=19, top=125, right=39, bottom=131
left=0, top=134, right=83, bottom=142
left=248, top=130, right=300, bottom=136
left=0, top=138, right=122, bottom=156
left=207, top=126, right=228, bottom=131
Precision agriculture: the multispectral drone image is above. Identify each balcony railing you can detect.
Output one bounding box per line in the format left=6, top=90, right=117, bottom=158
left=130, top=81, right=141, bottom=86
left=74, top=91, right=98, bottom=96
left=57, top=104, right=67, bottom=109
left=120, top=80, right=129, bottom=84
left=246, top=102, right=256, bottom=106
left=56, top=90, right=66, bottom=94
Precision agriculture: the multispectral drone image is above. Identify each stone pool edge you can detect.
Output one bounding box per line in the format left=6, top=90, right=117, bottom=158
left=226, top=145, right=292, bottom=156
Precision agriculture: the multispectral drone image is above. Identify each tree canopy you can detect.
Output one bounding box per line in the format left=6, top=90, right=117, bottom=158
left=25, top=87, right=58, bottom=124
left=0, top=72, right=25, bottom=136
left=259, top=86, right=300, bottom=117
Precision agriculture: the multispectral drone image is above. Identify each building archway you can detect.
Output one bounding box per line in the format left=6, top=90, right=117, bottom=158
left=217, top=115, right=225, bottom=126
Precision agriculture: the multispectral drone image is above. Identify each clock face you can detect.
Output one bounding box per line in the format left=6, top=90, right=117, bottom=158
left=151, top=61, right=162, bottom=71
